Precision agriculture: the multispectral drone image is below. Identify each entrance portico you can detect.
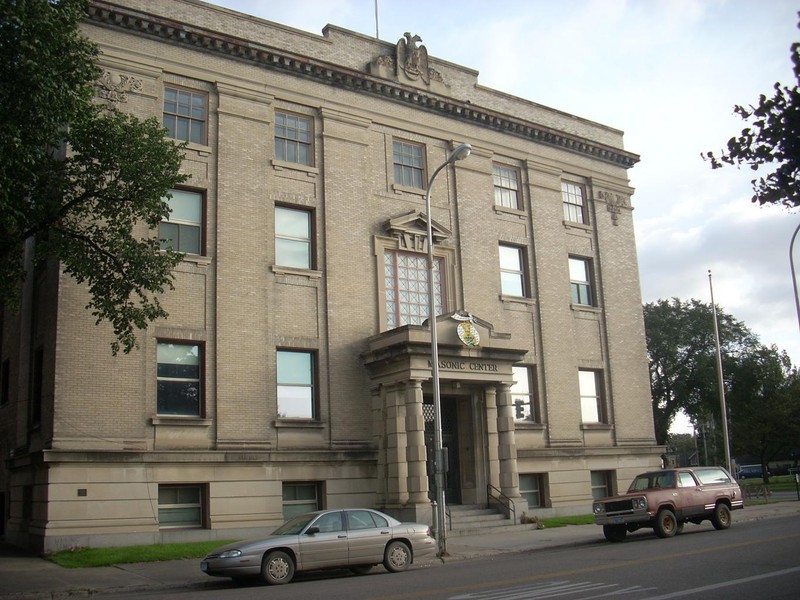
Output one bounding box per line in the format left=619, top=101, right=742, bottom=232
left=362, top=312, right=529, bottom=524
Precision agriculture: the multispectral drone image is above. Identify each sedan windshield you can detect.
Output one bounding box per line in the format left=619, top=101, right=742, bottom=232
left=272, top=513, right=315, bottom=535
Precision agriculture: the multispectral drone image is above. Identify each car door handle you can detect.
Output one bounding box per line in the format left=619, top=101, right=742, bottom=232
left=338, top=535, right=347, bottom=539
left=380, top=530, right=390, bottom=535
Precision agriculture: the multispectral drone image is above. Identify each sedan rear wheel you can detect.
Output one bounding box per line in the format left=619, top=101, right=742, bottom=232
left=261, top=550, right=295, bottom=585
left=383, top=540, right=411, bottom=573
left=654, top=508, right=678, bottom=538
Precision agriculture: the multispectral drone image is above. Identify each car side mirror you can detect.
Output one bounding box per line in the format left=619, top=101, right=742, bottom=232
left=305, top=526, right=320, bottom=535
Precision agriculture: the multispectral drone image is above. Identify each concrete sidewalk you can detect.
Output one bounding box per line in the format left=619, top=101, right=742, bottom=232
left=1, top=501, right=798, bottom=600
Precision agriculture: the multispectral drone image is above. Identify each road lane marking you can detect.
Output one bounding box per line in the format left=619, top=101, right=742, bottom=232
left=640, top=565, right=800, bottom=599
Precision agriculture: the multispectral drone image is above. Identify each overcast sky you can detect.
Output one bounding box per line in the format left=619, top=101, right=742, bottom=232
left=206, top=1, right=799, bottom=374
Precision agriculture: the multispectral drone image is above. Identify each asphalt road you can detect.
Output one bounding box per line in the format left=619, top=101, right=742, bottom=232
left=95, top=515, right=800, bottom=600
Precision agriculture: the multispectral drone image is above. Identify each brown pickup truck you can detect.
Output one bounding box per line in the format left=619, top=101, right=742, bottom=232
left=593, top=467, right=744, bottom=542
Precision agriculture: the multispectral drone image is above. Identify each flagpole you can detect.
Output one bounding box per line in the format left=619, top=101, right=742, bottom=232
left=708, top=269, right=732, bottom=475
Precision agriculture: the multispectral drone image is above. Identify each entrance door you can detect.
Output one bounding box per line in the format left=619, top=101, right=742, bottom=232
left=424, top=396, right=461, bottom=504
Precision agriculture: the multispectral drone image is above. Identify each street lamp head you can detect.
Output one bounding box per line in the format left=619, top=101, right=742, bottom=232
left=447, top=143, right=472, bottom=164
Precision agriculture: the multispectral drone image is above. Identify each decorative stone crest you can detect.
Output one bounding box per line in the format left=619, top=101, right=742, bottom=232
left=597, top=190, right=630, bottom=225
left=96, top=70, right=143, bottom=105
left=397, top=32, right=429, bottom=85
left=453, top=312, right=480, bottom=347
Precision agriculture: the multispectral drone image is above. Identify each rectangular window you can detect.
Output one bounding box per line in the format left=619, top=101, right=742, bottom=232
left=28, top=346, right=43, bottom=428
left=499, top=244, right=526, bottom=297
left=384, top=251, right=444, bottom=329
left=569, top=256, right=594, bottom=306
left=0, top=358, right=9, bottom=406
left=519, top=474, right=544, bottom=508
left=393, top=140, right=425, bottom=188
left=591, top=471, right=613, bottom=500
left=493, top=164, right=520, bottom=209
left=511, top=365, right=536, bottom=422
left=157, top=343, right=201, bottom=416
left=275, top=112, right=312, bottom=166
left=282, top=482, right=321, bottom=520
left=579, top=369, right=604, bottom=423
left=277, top=350, right=315, bottom=419
left=163, top=87, right=207, bottom=145
left=158, top=484, right=204, bottom=528
left=562, top=181, right=587, bottom=223
left=275, top=206, right=312, bottom=269
left=159, top=189, right=203, bottom=255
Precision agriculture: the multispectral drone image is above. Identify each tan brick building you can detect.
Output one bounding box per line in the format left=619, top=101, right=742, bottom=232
left=0, top=0, right=660, bottom=552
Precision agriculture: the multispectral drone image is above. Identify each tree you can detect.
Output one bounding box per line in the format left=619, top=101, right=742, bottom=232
left=644, top=298, right=758, bottom=446
left=1, top=0, right=186, bottom=354
left=726, top=345, right=800, bottom=482
left=704, top=25, right=800, bottom=209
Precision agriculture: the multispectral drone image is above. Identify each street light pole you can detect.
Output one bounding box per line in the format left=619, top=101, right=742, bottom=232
left=425, top=142, right=471, bottom=558
left=790, top=222, right=800, bottom=336
left=708, top=270, right=732, bottom=475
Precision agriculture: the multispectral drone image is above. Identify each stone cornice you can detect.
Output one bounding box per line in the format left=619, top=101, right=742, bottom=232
left=86, top=1, right=640, bottom=169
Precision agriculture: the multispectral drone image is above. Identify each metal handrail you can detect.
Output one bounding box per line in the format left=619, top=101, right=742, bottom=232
left=487, top=484, right=516, bottom=523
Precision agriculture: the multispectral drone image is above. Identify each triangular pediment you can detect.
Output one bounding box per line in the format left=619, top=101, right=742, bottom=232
left=384, top=210, right=451, bottom=244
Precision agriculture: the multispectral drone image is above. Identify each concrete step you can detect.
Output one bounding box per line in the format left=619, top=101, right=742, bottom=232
left=445, top=504, right=531, bottom=537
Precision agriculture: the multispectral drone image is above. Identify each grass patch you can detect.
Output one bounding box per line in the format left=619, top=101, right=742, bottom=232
left=47, top=540, right=235, bottom=568
left=539, top=515, right=594, bottom=528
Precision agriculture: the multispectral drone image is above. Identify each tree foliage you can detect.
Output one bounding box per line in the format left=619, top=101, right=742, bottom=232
left=704, top=23, right=800, bottom=209
left=1, top=0, right=187, bottom=354
left=644, top=298, right=800, bottom=472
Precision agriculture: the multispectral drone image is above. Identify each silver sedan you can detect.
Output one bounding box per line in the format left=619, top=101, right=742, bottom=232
left=200, top=508, right=436, bottom=584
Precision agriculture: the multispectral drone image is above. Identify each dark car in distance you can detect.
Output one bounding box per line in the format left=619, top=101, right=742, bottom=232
left=201, top=508, right=436, bottom=584
left=592, top=466, right=743, bottom=542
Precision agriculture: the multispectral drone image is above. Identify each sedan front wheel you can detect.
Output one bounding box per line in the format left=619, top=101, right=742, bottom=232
left=261, top=550, right=295, bottom=585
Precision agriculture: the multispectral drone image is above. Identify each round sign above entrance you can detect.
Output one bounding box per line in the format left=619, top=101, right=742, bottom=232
left=456, top=320, right=480, bottom=347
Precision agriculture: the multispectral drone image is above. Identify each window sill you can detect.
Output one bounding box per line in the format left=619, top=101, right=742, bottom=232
left=570, top=303, right=601, bottom=314
left=514, top=421, right=546, bottom=430
left=391, top=183, right=426, bottom=197
left=274, top=419, right=325, bottom=428
left=494, top=205, right=526, bottom=218
left=181, top=142, right=212, bottom=156
left=563, top=220, right=592, bottom=232
left=499, top=294, right=535, bottom=306
left=580, top=423, right=612, bottom=431
left=180, top=254, right=212, bottom=267
left=272, top=265, right=322, bottom=279
left=271, top=159, right=319, bottom=177
left=151, top=417, right=212, bottom=427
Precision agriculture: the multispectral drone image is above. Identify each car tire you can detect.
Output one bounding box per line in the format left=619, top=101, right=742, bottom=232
left=383, top=540, right=411, bottom=573
left=603, top=524, right=627, bottom=543
left=710, top=503, right=731, bottom=530
left=654, top=508, right=678, bottom=538
left=350, top=565, right=374, bottom=575
left=261, top=550, right=295, bottom=585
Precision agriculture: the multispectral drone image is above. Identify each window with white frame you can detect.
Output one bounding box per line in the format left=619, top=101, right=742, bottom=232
left=511, top=365, right=536, bottom=422
left=569, top=256, right=594, bottom=306
left=499, top=244, right=526, bottom=297
left=277, top=350, right=315, bottom=419
left=493, top=164, right=520, bottom=209
left=275, top=112, right=312, bottom=166
left=282, top=482, right=321, bottom=520
left=158, top=484, right=204, bottom=528
left=562, top=181, right=587, bottom=223
left=384, top=250, right=444, bottom=328
left=519, top=474, right=544, bottom=508
left=579, top=369, right=604, bottom=423
left=275, top=206, right=312, bottom=269
left=157, top=343, right=201, bottom=416
left=160, top=189, right=203, bottom=255
left=163, top=86, right=207, bottom=145
left=590, top=471, right=613, bottom=500
left=392, top=140, right=425, bottom=188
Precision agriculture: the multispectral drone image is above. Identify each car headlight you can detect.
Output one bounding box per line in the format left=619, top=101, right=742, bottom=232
left=218, top=549, right=243, bottom=559
left=593, top=503, right=604, bottom=514
left=633, top=497, right=647, bottom=510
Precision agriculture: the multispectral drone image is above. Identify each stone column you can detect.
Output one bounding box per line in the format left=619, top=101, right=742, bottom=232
left=485, top=386, right=500, bottom=491
left=405, top=380, right=429, bottom=504
left=371, top=385, right=387, bottom=506
left=384, top=384, right=408, bottom=506
left=496, top=382, right=521, bottom=499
